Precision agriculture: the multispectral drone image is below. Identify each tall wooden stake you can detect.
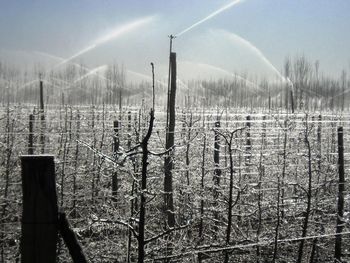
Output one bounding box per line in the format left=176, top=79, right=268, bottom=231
left=112, top=120, right=120, bottom=201
left=166, top=35, right=175, bottom=129
left=164, top=51, right=177, bottom=228
left=335, top=127, right=345, bottom=262
left=28, top=114, right=34, bottom=154
left=39, top=80, right=45, bottom=153
left=290, top=89, right=295, bottom=113
left=213, top=120, right=221, bottom=197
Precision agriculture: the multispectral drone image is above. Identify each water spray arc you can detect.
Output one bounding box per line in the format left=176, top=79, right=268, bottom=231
left=36, top=51, right=111, bottom=83
left=213, top=29, right=297, bottom=111
left=127, top=70, right=168, bottom=88
left=182, top=61, right=263, bottom=92
left=176, top=0, right=244, bottom=37
left=73, top=65, right=108, bottom=84
left=36, top=51, right=167, bottom=93
left=25, top=17, right=155, bottom=102
left=218, top=29, right=289, bottom=84
left=55, top=16, right=155, bottom=68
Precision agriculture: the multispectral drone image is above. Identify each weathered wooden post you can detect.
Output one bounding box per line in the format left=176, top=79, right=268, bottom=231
left=127, top=111, right=132, bottom=150
left=113, top=120, right=120, bottom=154
left=21, top=155, right=58, bottom=263
left=28, top=114, right=34, bottom=154
left=335, top=127, right=345, bottom=262
left=316, top=114, right=322, bottom=197
left=212, top=120, right=221, bottom=236
left=72, top=112, right=80, bottom=218
left=246, top=115, right=251, bottom=145
left=290, top=90, right=295, bottom=113
left=39, top=80, right=45, bottom=153
left=112, top=120, right=120, bottom=201
left=262, top=115, right=266, bottom=144
left=61, top=92, right=65, bottom=106
left=246, top=115, right=252, bottom=166
left=213, top=120, right=221, bottom=198
left=164, top=51, right=177, bottom=228
left=39, top=80, right=44, bottom=112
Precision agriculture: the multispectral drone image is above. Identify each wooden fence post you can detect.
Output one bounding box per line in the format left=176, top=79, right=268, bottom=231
left=290, top=90, right=295, bottom=113
left=39, top=80, right=45, bottom=153
left=246, top=115, right=252, bottom=166
left=21, top=155, right=58, bottom=263
left=213, top=120, right=221, bottom=197
left=112, top=120, right=120, bottom=201
left=28, top=114, right=34, bottom=154
left=335, top=127, right=345, bottom=261
left=127, top=111, right=132, bottom=150
left=39, top=80, right=44, bottom=112
left=164, top=51, right=177, bottom=228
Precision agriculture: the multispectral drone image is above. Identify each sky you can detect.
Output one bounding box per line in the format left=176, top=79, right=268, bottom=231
left=0, top=0, right=349, bottom=82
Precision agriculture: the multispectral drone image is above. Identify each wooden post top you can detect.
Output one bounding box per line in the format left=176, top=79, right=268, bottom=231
left=21, top=155, right=54, bottom=159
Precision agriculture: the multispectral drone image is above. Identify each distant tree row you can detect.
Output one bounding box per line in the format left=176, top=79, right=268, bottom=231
left=0, top=56, right=348, bottom=110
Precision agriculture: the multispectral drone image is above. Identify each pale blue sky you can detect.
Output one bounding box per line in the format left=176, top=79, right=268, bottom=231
left=0, top=0, right=349, bottom=81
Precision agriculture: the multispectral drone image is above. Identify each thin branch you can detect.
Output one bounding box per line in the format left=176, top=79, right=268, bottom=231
left=145, top=224, right=190, bottom=244
left=90, top=217, right=138, bottom=239
left=148, top=146, right=174, bottom=156
left=77, top=139, right=115, bottom=164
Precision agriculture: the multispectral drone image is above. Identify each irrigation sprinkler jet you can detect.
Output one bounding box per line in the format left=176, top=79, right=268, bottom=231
left=35, top=51, right=95, bottom=73
left=35, top=51, right=162, bottom=92
left=4, top=79, right=38, bottom=90
left=73, top=65, right=108, bottom=84
left=20, top=51, right=110, bottom=91
left=181, top=60, right=263, bottom=93
left=55, top=16, right=155, bottom=69
left=17, top=14, right=155, bottom=90
left=213, top=29, right=297, bottom=109
left=334, top=87, right=350, bottom=99
left=218, top=29, right=290, bottom=85
left=47, top=77, right=72, bottom=87
left=175, top=0, right=244, bottom=37
left=127, top=70, right=168, bottom=88
left=172, top=0, right=294, bottom=96
left=35, top=51, right=110, bottom=83
left=25, top=16, right=154, bottom=91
